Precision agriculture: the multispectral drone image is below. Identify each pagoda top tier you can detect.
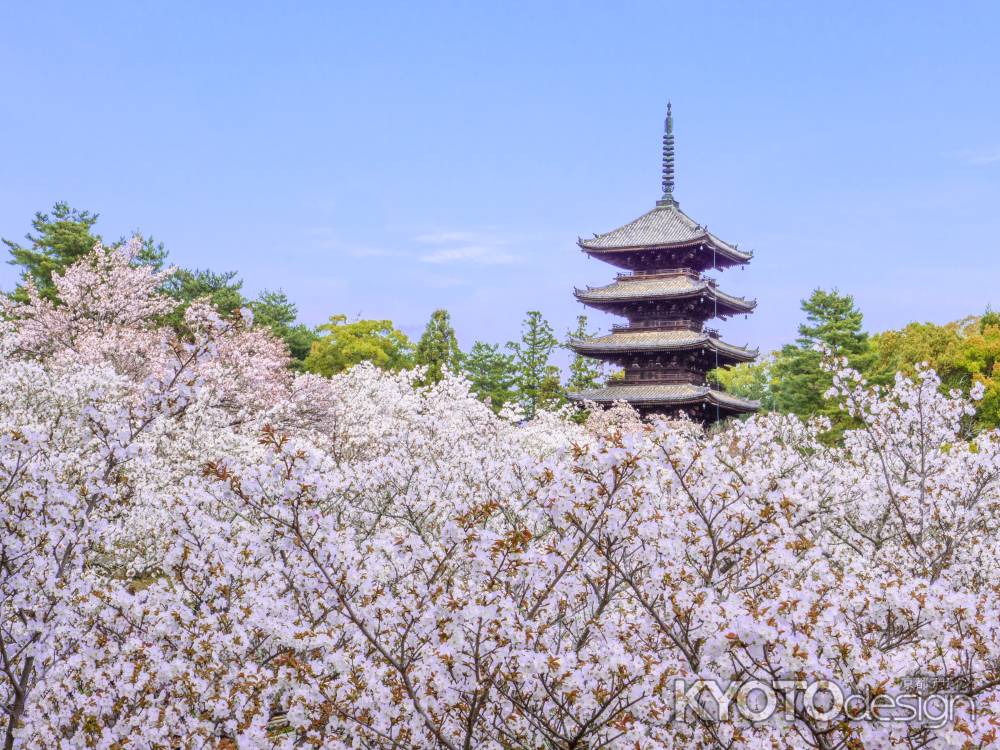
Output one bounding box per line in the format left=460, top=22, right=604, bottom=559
left=577, top=202, right=751, bottom=263
left=578, top=102, right=752, bottom=270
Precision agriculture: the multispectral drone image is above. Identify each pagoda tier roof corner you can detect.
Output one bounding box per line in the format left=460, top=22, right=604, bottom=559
left=577, top=202, right=752, bottom=264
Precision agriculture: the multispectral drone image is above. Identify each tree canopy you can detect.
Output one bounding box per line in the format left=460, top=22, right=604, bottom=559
left=770, top=288, right=872, bottom=429
left=303, top=315, right=414, bottom=376
left=3, top=202, right=165, bottom=302
left=2, top=239, right=998, bottom=748
left=414, top=309, right=462, bottom=384
left=463, top=341, right=517, bottom=412
left=250, top=289, right=318, bottom=365
left=4, top=204, right=318, bottom=366
left=565, top=314, right=603, bottom=392
left=507, top=310, right=563, bottom=417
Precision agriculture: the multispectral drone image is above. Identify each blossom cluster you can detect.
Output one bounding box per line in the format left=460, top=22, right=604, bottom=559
left=1, top=242, right=998, bottom=749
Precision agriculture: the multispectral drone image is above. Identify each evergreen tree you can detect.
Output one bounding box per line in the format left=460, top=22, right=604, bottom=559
left=463, top=341, right=517, bottom=412
left=507, top=311, right=563, bottom=417
left=163, top=268, right=246, bottom=316
left=414, top=309, right=462, bottom=384
left=4, top=205, right=321, bottom=368
left=771, top=288, right=872, bottom=420
left=250, top=289, right=318, bottom=366
left=565, top=315, right=603, bottom=391
left=4, top=202, right=165, bottom=302
left=303, top=315, right=413, bottom=376
left=160, top=268, right=248, bottom=329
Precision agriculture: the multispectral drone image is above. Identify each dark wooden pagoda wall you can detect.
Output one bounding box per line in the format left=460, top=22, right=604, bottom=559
left=594, top=249, right=736, bottom=390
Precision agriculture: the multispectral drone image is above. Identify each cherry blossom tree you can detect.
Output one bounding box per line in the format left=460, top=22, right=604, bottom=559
left=2, top=241, right=999, bottom=749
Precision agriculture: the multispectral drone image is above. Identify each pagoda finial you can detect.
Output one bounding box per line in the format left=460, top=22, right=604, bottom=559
left=660, top=101, right=676, bottom=205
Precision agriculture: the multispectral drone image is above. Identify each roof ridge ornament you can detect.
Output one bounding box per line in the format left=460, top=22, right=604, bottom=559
left=659, top=101, right=677, bottom=207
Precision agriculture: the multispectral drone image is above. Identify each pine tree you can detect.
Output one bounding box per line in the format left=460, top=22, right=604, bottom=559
left=250, top=289, right=318, bottom=366
left=414, top=309, right=462, bottom=385
left=4, top=202, right=165, bottom=302
left=464, top=341, right=517, bottom=412
left=771, top=288, right=872, bottom=420
left=565, top=315, right=603, bottom=391
left=507, top=311, right=563, bottom=417
left=161, top=268, right=248, bottom=327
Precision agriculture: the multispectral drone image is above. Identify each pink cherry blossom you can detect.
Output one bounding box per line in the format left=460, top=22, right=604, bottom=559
left=2, top=242, right=999, bottom=749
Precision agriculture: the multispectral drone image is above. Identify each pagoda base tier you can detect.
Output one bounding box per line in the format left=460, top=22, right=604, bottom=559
left=569, top=383, right=759, bottom=421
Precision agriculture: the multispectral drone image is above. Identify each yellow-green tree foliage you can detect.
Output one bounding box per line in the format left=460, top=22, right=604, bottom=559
left=710, top=357, right=775, bottom=410
left=870, top=312, right=1000, bottom=428
left=303, top=315, right=413, bottom=376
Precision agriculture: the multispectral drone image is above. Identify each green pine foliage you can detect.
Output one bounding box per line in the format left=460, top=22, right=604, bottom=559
left=4, top=202, right=166, bottom=302
left=507, top=311, right=564, bottom=418
left=161, top=268, right=248, bottom=329
left=4, top=205, right=318, bottom=369
left=250, top=290, right=318, bottom=366
left=414, top=309, right=463, bottom=385
left=463, top=341, right=517, bottom=412
left=565, top=315, right=604, bottom=392
left=771, top=288, right=872, bottom=425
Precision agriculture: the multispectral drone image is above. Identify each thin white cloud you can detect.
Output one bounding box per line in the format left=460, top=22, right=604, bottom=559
left=959, top=149, right=1000, bottom=166
left=415, top=229, right=521, bottom=265
left=307, top=226, right=520, bottom=265
left=419, top=245, right=519, bottom=265
left=303, top=228, right=408, bottom=259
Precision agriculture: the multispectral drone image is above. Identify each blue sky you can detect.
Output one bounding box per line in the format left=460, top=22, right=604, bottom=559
left=2, top=1, right=999, bottom=361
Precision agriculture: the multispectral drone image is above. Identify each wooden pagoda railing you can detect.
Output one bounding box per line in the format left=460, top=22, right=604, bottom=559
left=610, top=320, right=722, bottom=336
left=617, top=267, right=699, bottom=280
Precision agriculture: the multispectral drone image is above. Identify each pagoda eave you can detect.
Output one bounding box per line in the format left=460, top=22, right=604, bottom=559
left=569, top=383, right=759, bottom=415
left=568, top=333, right=758, bottom=363
left=573, top=287, right=756, bottom=315
left=578, top=237, right=750, bottom=263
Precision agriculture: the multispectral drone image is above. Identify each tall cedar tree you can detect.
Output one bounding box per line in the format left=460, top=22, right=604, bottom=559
left=507, top=310, right=563, bottom=418
left=4, top=202, right=165, bottom=302
left=771, top=288, right=872, bottom=422
left=464, top=341, right=517, bottom=412
left=414, top=309, right=462, bottom=384
left=565, top=315, right=603, bottom=391
left=303, top=315, right=413, bottom=376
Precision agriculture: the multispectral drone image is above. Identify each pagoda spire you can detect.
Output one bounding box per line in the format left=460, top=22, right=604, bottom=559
left=660, top=101, right=676, bottom=205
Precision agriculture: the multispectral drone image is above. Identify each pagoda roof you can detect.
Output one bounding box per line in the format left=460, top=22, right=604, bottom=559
left=577, top=200, right=752, bottom=264
left=568, top=330, right=757, bottom=361
left=574, top=274, right=755, bottom=312
left=569, top=383, right=759, bottom=412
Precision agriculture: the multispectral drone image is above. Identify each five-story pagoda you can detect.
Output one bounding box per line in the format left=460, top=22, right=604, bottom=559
left=568, top=103, right=759, bottom=421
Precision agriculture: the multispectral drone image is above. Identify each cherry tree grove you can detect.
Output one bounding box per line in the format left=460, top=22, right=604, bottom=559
left=2, top=241, right=999, bottom=749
